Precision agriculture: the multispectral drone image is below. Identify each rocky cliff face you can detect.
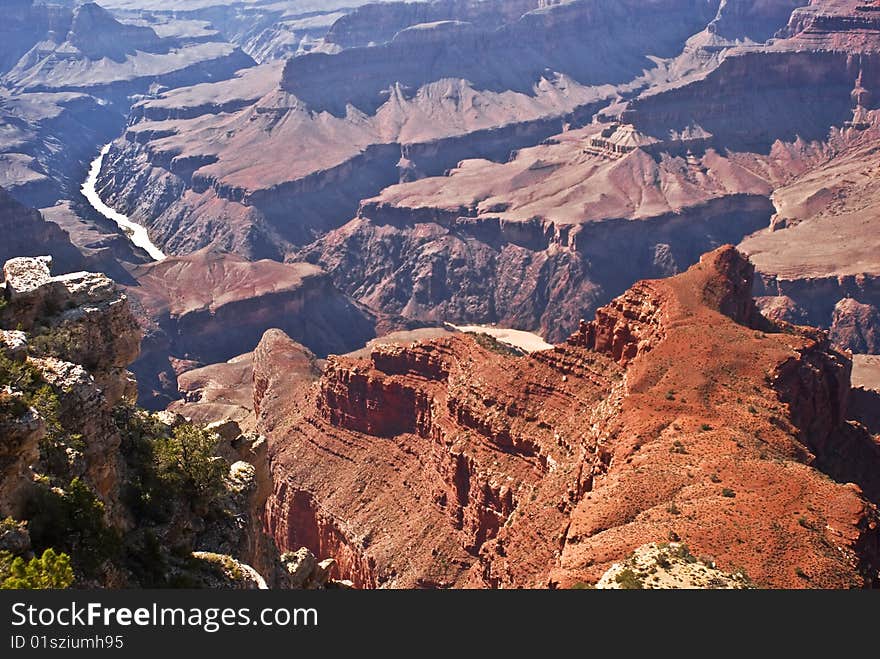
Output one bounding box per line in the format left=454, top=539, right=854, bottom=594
left=0, top=187, right=83, bottom=272
left=322, top=0, right=543, bottom=51
left=295, top=0, right=880, bottom=348
left=0, top=255, right=336, bottom=589
left=305, top=133, right=775, bottom=342
left=0, top=255, right=140, bottom=527
left=258, top=246, right=880, bottom=588
left=281, top=0, right=714, bottom=116
left=753, top=271, right=880, bottom=354
left=830, top=298, right=880, bottom=353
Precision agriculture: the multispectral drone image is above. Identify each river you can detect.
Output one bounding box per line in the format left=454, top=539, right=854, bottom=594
left=81, top=143, right=166, bottom=261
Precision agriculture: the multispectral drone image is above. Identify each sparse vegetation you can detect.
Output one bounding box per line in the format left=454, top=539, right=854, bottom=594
left=0, top=548, right=74, bottom=589
left=155, top=424, right=228, bottom=502
left=710, top=473, right=722, bottom=483
left=700, top=423, right=712, bottom=432
left=116, top=405, right=228, bottom=515
left=722, top=488, right=736, bottom=498
left=0, top=353, right=62, bottom=436
left=26, top=478, right=120, bottom=576
left=795, top=567, right=810, bottom=580
left=670, top=544, right=698, bottom=564
left=466, top=332, right=525, bottom=357
left=670, top=440, right=688, bottom=454
left=614, top=567, right=644, bottom=590
left=29, top=326, right=81, bottom=364
left=115, top=405, right=176, bottom=522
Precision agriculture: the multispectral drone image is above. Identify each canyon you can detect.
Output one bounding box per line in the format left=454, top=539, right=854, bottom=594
left=87, top=0, right=880, bottom=356
left=1, top=0, right=879, bottom=590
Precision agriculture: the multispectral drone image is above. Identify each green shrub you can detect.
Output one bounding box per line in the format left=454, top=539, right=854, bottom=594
left=614, top=568, right=644, bottom=590
left=466, top=333, right=525, bottom=357
left=29, top=327, right=81, bottom=365
left=0, top=353, right=40, bottom=394
left=722, top=488, right=736, bottom=498
left=115, top=405, right=175, bottom=522
left=27, top=478, right=119, bottom=575
left=155, top=424, right=228, bottom=502
left=671, top=544, right=698, bottom=564
left=0, top=548, right=74, bottom=589
left=0, top=353, right=63, bottom=441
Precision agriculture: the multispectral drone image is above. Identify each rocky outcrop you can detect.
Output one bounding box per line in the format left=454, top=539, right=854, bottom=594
left=0, top=254, right=342, bottom=589
left=2, top=256, right=140, bottom=405
left=569, top=246, right=765, bottom=363
left=67, top=3, right=166, bottom=62
left=169, top=352, right=256, bottom=431
left=309, top=188, right=772, bottom=342
left=260, top=246, right=880, bottom=589
left=0, top=256, right=139, bottom=525
left=830, top=298, right=880, bottom=354
left=187, top=552, right=267, bottom=590
left=1, top=256, right=139, bottom=388
left=752, top=272, right=880, bottom=354
left=595, top=542, right=753, bottom=589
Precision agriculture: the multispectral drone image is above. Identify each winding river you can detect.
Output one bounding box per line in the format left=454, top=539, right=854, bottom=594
left=81, top=143, right=166, bottom=261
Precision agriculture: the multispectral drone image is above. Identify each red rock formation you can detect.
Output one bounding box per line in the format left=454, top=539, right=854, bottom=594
left=830, top=298, right=880, bottom=353
left=258, top=246, right=880, bottom=588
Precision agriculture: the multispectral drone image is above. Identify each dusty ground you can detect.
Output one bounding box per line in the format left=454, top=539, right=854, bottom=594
left=446, top=323, right=554, bottom=353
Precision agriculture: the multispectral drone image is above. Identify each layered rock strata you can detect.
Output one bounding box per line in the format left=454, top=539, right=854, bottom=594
left=258, top=246, right=880, bottom=589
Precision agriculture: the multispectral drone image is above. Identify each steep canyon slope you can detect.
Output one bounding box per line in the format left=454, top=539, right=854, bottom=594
left=257, top=247, right=880, bottom=589
left=122, top=249, right=381, bottom=408
left=0, top=1, right=256, bottom=271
